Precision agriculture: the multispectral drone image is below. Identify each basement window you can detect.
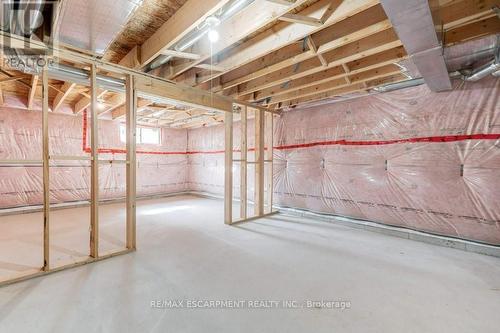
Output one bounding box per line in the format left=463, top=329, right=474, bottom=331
left=120, top=125, right=161, bottom=145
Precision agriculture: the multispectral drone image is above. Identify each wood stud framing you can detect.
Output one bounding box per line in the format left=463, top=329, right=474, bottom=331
left=225, top=104, right=275, bottom=225
left=126, top=75, right=137, bottom=250
left=42, top=61, right=50, bottom=271
left=240, top=106, right=248, bottom=220
left=89, top=64, right=99, bottom=258
left=224, top=110, right=233, bottom=225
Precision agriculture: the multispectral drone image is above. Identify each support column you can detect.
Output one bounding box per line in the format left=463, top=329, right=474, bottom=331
left=42, top=60, right=50, bottom=271
left=90, top=64, right=99, bottom=258
left=224, top=108, right=234, bottom=225
left=126, top=75, right=137, bottom=250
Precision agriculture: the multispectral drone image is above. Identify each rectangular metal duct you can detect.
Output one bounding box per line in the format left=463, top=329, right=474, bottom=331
left=380, top=0, right=452, bottom=91
left=54, top=0, right=142, bottom=55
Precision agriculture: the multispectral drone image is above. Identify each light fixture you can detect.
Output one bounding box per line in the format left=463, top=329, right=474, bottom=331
left=97, top=102, right=106, bottom=110
left=208, top=29, right=219, bottom=43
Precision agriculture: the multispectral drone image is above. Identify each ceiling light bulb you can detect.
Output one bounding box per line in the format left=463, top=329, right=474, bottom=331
left=208, top=29, right=219, bottom=43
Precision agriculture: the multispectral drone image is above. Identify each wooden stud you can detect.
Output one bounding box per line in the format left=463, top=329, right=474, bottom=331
left=254, top=108, right=265, bottom=216
left=126, top=75, right=137, bottom=250
left=240, top=106, right=247, bottom=219
left=42, top=60, right=50, bottom=271
left=265, top=112, right=274, bottom=214
left=90, top=64, right=99, bottom=258
left=224, top=108, right=234, bottom=225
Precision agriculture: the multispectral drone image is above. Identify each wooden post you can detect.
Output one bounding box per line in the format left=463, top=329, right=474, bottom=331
left=265, top=112, right=274, bottom=213
left=126, top=75, right=137, bottom=250
left=254, top=108, right=265, bottom=216
left=42, top=60, right=50, bottom=271
left=224, top=107, right=234, bottom=225
left=90, top=64, right=99, bottom=258
left=240, top=106, right=247, bottom=219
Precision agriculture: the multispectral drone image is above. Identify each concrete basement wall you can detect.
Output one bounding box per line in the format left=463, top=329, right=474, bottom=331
left=187, top=77, right=500, bottom=246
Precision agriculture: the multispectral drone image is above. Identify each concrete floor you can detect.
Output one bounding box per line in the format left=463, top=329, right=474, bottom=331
left=1, top=195, right=499, bottom=332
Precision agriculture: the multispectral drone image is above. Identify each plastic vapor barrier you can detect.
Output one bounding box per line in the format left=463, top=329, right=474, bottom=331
left=0, top=107, right=188, bottom=209
left=188, top=77, right=500, bottom=245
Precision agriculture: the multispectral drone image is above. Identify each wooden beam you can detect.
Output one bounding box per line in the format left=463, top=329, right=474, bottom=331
left=90, top=64, right=99, bottom=258
left=27, top=75, right=38, bottom=110
left=236, top=29, right=401, bottom=97
left=122, top=0, right=232, bottom=69
left=224, top=109, right=233, bottom=225
left=281, top=73, right=407, bottom=107
left=169, top=0, right=312, bottom=78
left=279, top=13, right=323, bottom=27
left=444, top=16, right=500, bottom=45
left=126, top=74, right=137, bottom=250
left=196, top=0, right=380, bottom=86
left=440, top=0, right=499, bottom=30
left=161, top=49, right=201, bottom=60
left=53, top=81, right=76, bottom=112
left=42, top=62, right=50, bottom=271
left=218, top=6, right=391, bottom=91
left=134, top=76, right=233, bottom=113
left=267, top=64, right=401, bottom=105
